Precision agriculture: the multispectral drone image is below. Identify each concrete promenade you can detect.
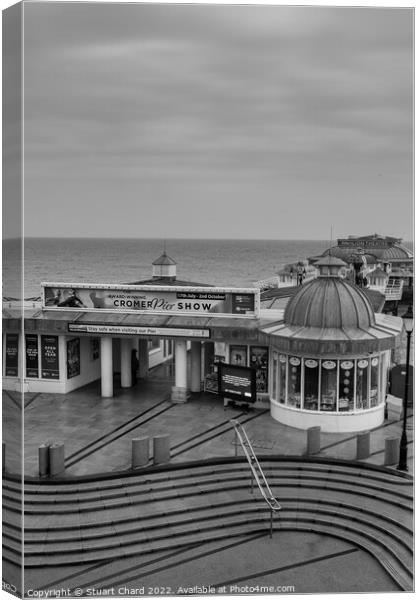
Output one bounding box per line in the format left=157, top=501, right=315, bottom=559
left=2, top=363, right=413, bottom=477
left=2, top=365, right=413, bottom=596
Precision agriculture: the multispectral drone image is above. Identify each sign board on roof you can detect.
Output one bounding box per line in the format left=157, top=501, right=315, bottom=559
left=42, top=283, right=260, bottom=318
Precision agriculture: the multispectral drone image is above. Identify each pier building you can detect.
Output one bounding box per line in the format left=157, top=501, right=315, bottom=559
left=2, top=252, right=402, bottom=432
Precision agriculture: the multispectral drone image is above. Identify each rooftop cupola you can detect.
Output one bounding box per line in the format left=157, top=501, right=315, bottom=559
left=314, top=255, right=348, bottom=277
left=152, top=251, right=177, bottom=280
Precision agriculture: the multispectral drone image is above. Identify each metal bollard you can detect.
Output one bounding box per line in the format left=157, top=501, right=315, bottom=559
left=356, top=432, right=370, bottom=460
left=132, top=437, right=150, bottom=469
left=306, top=426, right=321, bottom=455
left=153, top=435, right=170, bottom=465
left=38, top=443, right=50, bottom=477
left=384, top=437, right=399, bottom=466
left=49, top=443, right=65, bottom=477
left=2, top=442, right=5, bottom=473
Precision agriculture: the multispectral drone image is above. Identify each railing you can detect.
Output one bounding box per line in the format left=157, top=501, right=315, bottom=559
left=230, top=419, right=281, bottom=537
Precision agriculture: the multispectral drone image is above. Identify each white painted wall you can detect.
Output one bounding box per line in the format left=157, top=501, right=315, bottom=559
left=63, top=336, right=101, bottom=393
left=270, top=399, right=385, bottom=433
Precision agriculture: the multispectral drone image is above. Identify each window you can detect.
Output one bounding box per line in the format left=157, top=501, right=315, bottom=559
left=356, top=359, right=369, bottom=409
left=303, top=359, right=319, bottom=410
left=273, top=353, right=383, bottom=413
left=278, top=355, right=286, bottom=404
left=272, top=353, right=277, bottom=400
left=320, top=361, right=337, bottom=411
left=287, top=357, right=301, bottom=408
left=370, top=357, right=380, bottom=407
left=339, top=360, right=355, bottom=411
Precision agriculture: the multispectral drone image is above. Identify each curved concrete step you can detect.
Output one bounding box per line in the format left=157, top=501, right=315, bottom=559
left=4, top=461, right=413, bottom=511
left=15, top=502, right=411, bottom=562
left=2, top=458, right=413, bottom=591
left=4, top=476, right=411, bottom=519
left=3, top=512, right=413, bottom=590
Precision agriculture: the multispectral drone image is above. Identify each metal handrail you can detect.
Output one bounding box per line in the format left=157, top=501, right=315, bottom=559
left=230, top=419, right=281, bottom=536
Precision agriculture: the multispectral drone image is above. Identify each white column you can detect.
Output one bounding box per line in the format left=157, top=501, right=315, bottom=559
left=138, top=339, right=149, bottom=379
left=190, top=341, right=202, bottom=393
left=120, top=338, right=132, bottom=388
left=175, top=340, right=188, bottom=388
left=100, top=337, right=113, bottom=398
left=171, top=339, right=188, bottom=403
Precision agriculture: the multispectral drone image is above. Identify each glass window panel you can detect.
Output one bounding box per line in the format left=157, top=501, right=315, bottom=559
left=279, top=355, right=286, bottom=404
left=339, top=360, right=355, bottom=411
left=287, top=356, right=301, bottom=408
left=303, top=359, right=319, bottom=410
left=356, top=359, right=369, bottom=409
left=272, top=354, right=277, bottom=400
left=370, top=357, right=379, bottom=407
left=320, top=360, right=337, bottom=411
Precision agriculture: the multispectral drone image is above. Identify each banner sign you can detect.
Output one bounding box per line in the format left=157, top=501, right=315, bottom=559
left=218, top=363, right=256, bottom=403
left=68, top=324, right=211, bottom=338
left=25, top=334, right=39, bottom=378
left=42, top=283, right=259, bottom=318
left=67, top=338, right=80, bottom=379
left=41, top=335, right=60, bottom=379
left=5, top=334, right=19, bottom=376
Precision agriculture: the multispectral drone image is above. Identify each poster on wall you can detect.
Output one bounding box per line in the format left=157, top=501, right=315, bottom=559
left=41, top=335, right=60, bottom=379
left=250, top=346, right=268, bottom=393
left=91, top=338, right=100, bottom=360
left=5, top=334, right=19, bottom=376
left=43, top=283, right=259, bottom=317
left=229, top=345, right=247, bottom=366
left=67, top=338, right=81, bottom=379
left=25, top=334, right=39, bottom=378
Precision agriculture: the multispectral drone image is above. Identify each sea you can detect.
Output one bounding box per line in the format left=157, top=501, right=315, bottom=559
left=2, top=237, right=414, bottom=300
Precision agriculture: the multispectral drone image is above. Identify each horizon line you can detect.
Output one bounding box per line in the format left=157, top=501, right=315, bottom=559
left=3, top=235, right=413, bottom=242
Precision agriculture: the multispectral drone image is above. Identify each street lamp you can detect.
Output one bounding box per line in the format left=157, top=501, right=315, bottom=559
left=397, top=304, right=414, bottom=472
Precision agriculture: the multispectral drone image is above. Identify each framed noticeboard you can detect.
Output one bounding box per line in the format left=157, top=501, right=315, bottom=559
left=25, top=334, right=39, bottom=378
left=5, top=333, right=19, bottom=377
left=67, top=338, right=81, bottom=379
left=41, top=335, right=60, bottom=379
left=217, top=363, right=256, bottom=403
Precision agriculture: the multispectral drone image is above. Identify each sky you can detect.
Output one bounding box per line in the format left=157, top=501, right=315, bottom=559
left=3, top=1, right=414, bottom=239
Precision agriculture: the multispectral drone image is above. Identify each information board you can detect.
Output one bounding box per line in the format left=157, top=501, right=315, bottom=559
left=218, top=363, right=256, bottom=403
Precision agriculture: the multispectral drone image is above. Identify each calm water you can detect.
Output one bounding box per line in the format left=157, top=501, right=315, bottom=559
left=2, top=237, right=413, bottom=299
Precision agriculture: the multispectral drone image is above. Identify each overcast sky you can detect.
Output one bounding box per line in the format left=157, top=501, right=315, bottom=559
left=16, top=2, right=414, bottom=239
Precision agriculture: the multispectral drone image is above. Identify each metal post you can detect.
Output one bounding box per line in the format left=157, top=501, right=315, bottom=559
left=397, top=329, right=412, bottom=471
left=234, top=432, right=238, bottom=457
left=269, top=508, right=273, bottom=538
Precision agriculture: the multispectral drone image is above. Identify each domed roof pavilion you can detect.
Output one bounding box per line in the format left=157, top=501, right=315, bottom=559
left=263, top=256, right=402, bottom=432
left=265, top=256, right=401, bottom=355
